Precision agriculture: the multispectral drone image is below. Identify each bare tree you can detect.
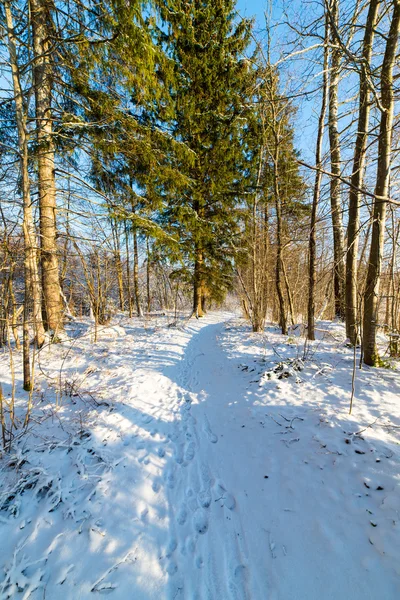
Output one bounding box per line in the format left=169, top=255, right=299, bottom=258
left=363, top=0, right=400, bottom=365
left=345, top=0, right=380, bottom=345
left=308, top=12, right=330, bottom=340
left=327, top=0, right=345, bottom=319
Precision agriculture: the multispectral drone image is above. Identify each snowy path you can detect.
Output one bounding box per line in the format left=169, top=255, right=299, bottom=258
left=1, top=313, right=399, bottom=599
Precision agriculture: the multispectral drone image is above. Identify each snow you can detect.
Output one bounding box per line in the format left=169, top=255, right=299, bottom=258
left=0, top=312, right=399, bottom=599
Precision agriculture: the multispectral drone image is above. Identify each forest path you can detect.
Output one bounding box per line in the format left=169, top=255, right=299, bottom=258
left=1, top=313, right=399, bottom=599
left=151, top=315, right=399, bottom=600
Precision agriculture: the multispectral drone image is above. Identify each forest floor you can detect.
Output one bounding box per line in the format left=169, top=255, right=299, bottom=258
left=0, top=312, right=399, bottom=599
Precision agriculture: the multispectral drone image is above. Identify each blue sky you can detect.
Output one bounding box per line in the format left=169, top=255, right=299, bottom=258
left=235, top=0, right=320, bottom=166
left=236, top=0, right=266, bottom=22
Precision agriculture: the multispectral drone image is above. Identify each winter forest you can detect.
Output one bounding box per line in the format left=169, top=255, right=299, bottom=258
left=0, top=0, right=400, bottom=597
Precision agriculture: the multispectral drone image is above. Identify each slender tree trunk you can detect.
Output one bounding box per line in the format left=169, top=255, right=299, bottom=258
left=282, top=258, right=295, bottom=326
left=133, top=229, right=143, bottom=317
left=270, top=96, right=287, bottom=334
left=346, top=0, right=379, bottom=344
left=308, top=13, right=330, bottom=340
left=363, top=0, right=400, bottom=366
left=124, top=221, right=133, bottom=317
left=5, top=0, right=45, bottom=367
left=193, top=245, right=204, bottom=317
left=328, top=0, right=345, bottom=319
left=275, top=198, right=287, bottom=335
left=111, top=220, right=124, bottom=311
left=30, top=0, right=63, bottom=333
left=146, top=236, right=151, bottom=313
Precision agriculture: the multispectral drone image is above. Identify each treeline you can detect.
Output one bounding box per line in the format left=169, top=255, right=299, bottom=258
left=0, top=0, right=399, bottom=391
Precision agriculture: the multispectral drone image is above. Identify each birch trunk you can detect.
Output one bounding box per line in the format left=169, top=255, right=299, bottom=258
left=5, top=0, right=45, bottom=367
left=30, top=0, right=63, bottom=332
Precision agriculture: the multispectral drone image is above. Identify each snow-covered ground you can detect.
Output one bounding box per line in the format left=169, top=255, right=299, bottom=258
left=0, top=312, right=399, bottom=599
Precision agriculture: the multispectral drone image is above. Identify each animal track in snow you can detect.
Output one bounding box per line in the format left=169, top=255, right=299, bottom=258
left=176, top=504, right=187, bottom=525
left=198, top=489, right=212, bottom=509
left=193, top=508, right=208, bottom=534
left=166, top=560, right=178, bottom=575
left=152, top=479, right=161, bottom=493
left=166, top=538, right=178, bottom=558
left=184, top=442, right=196, bottom=462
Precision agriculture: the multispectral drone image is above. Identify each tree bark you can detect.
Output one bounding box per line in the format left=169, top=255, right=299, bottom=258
left=30, top=0, right=63, bottom=333
left=193, top=245, right=204, bottom=317
left=363, top=0, right=400, bottom=366
left=308, top=13, right=330, bottom=340
left=345, top=0, right=379, bottom=345
left=133, top=229, right=143, bottom=317
left=5, top=0, right=45, bottom=364
left=125, top=221, right=133, bottom=317
left=328, top=0, right=345, bottom=319
left=146, top=236, right=151, bottom=314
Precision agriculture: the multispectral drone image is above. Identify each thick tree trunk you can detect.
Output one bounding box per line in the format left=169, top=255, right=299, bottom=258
left=30, top=0, right=63, bottom=333
left=345, top=0, right=379, bottom=345
left=363, top=0, right=400, bottom=366
left=308, top=14, right=330, bottom=340
left=5, top=0, right=45, bottom=366
left=328, top=0, right=345, bottom=319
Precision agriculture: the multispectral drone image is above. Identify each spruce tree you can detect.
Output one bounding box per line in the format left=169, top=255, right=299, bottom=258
left=160, top=0, right=253, bottom=315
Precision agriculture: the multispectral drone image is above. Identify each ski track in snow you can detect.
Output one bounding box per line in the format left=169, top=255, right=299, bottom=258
left=0, top=312, right=400, bottom=599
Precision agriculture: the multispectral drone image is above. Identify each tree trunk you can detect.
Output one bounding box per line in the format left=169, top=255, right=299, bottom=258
left=282, top=258, right=295, bottom=326
left=345, top=0, right=379, bottom=345
left=125, top=222, right=133, bottom=317
left=111, top=220, right=124, bottom=311
left=328, top=0, right=345, bottom=319
left=133, top=229, right=143, bottom=317
left=193, top=246, right=204, bottom=317
left=363, top=0, right=400, bottom=366
left=5, top=0, right=45, bottom=363
left=308, top=13, right=330, bottom=340
left=30, top=0, right=63, bottom=333
left=146, top=236, right=151, bottom=313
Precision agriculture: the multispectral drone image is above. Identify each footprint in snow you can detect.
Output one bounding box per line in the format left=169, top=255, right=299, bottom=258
left=166, top=538, right=178, bottom=558
left=198, top=489, right=212, bottom=509
left=177, top=504, right=187, bottom=525
left=157, top=446, right=166, bottom=458
left=164, top=469, right=175, bottom=489
left=152, top=479, right=161, bottom=493
left=203, top=415, right=218, bottom=444
left=166, top=561, right=178, bottom=575
left=186, top=536, right=197, bottom=554
left=193, top=508, right=208, bottom=535
left=184, top=442, right=196, bottom=462
left=215, top=482, right=236, bottom=511
left=173, top=442, right=184, bottom=464
left=141, top=414, right=153, bottom=424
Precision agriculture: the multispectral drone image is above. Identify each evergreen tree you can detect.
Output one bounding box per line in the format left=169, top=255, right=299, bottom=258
left=159, top=0, right=253, bottom=315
